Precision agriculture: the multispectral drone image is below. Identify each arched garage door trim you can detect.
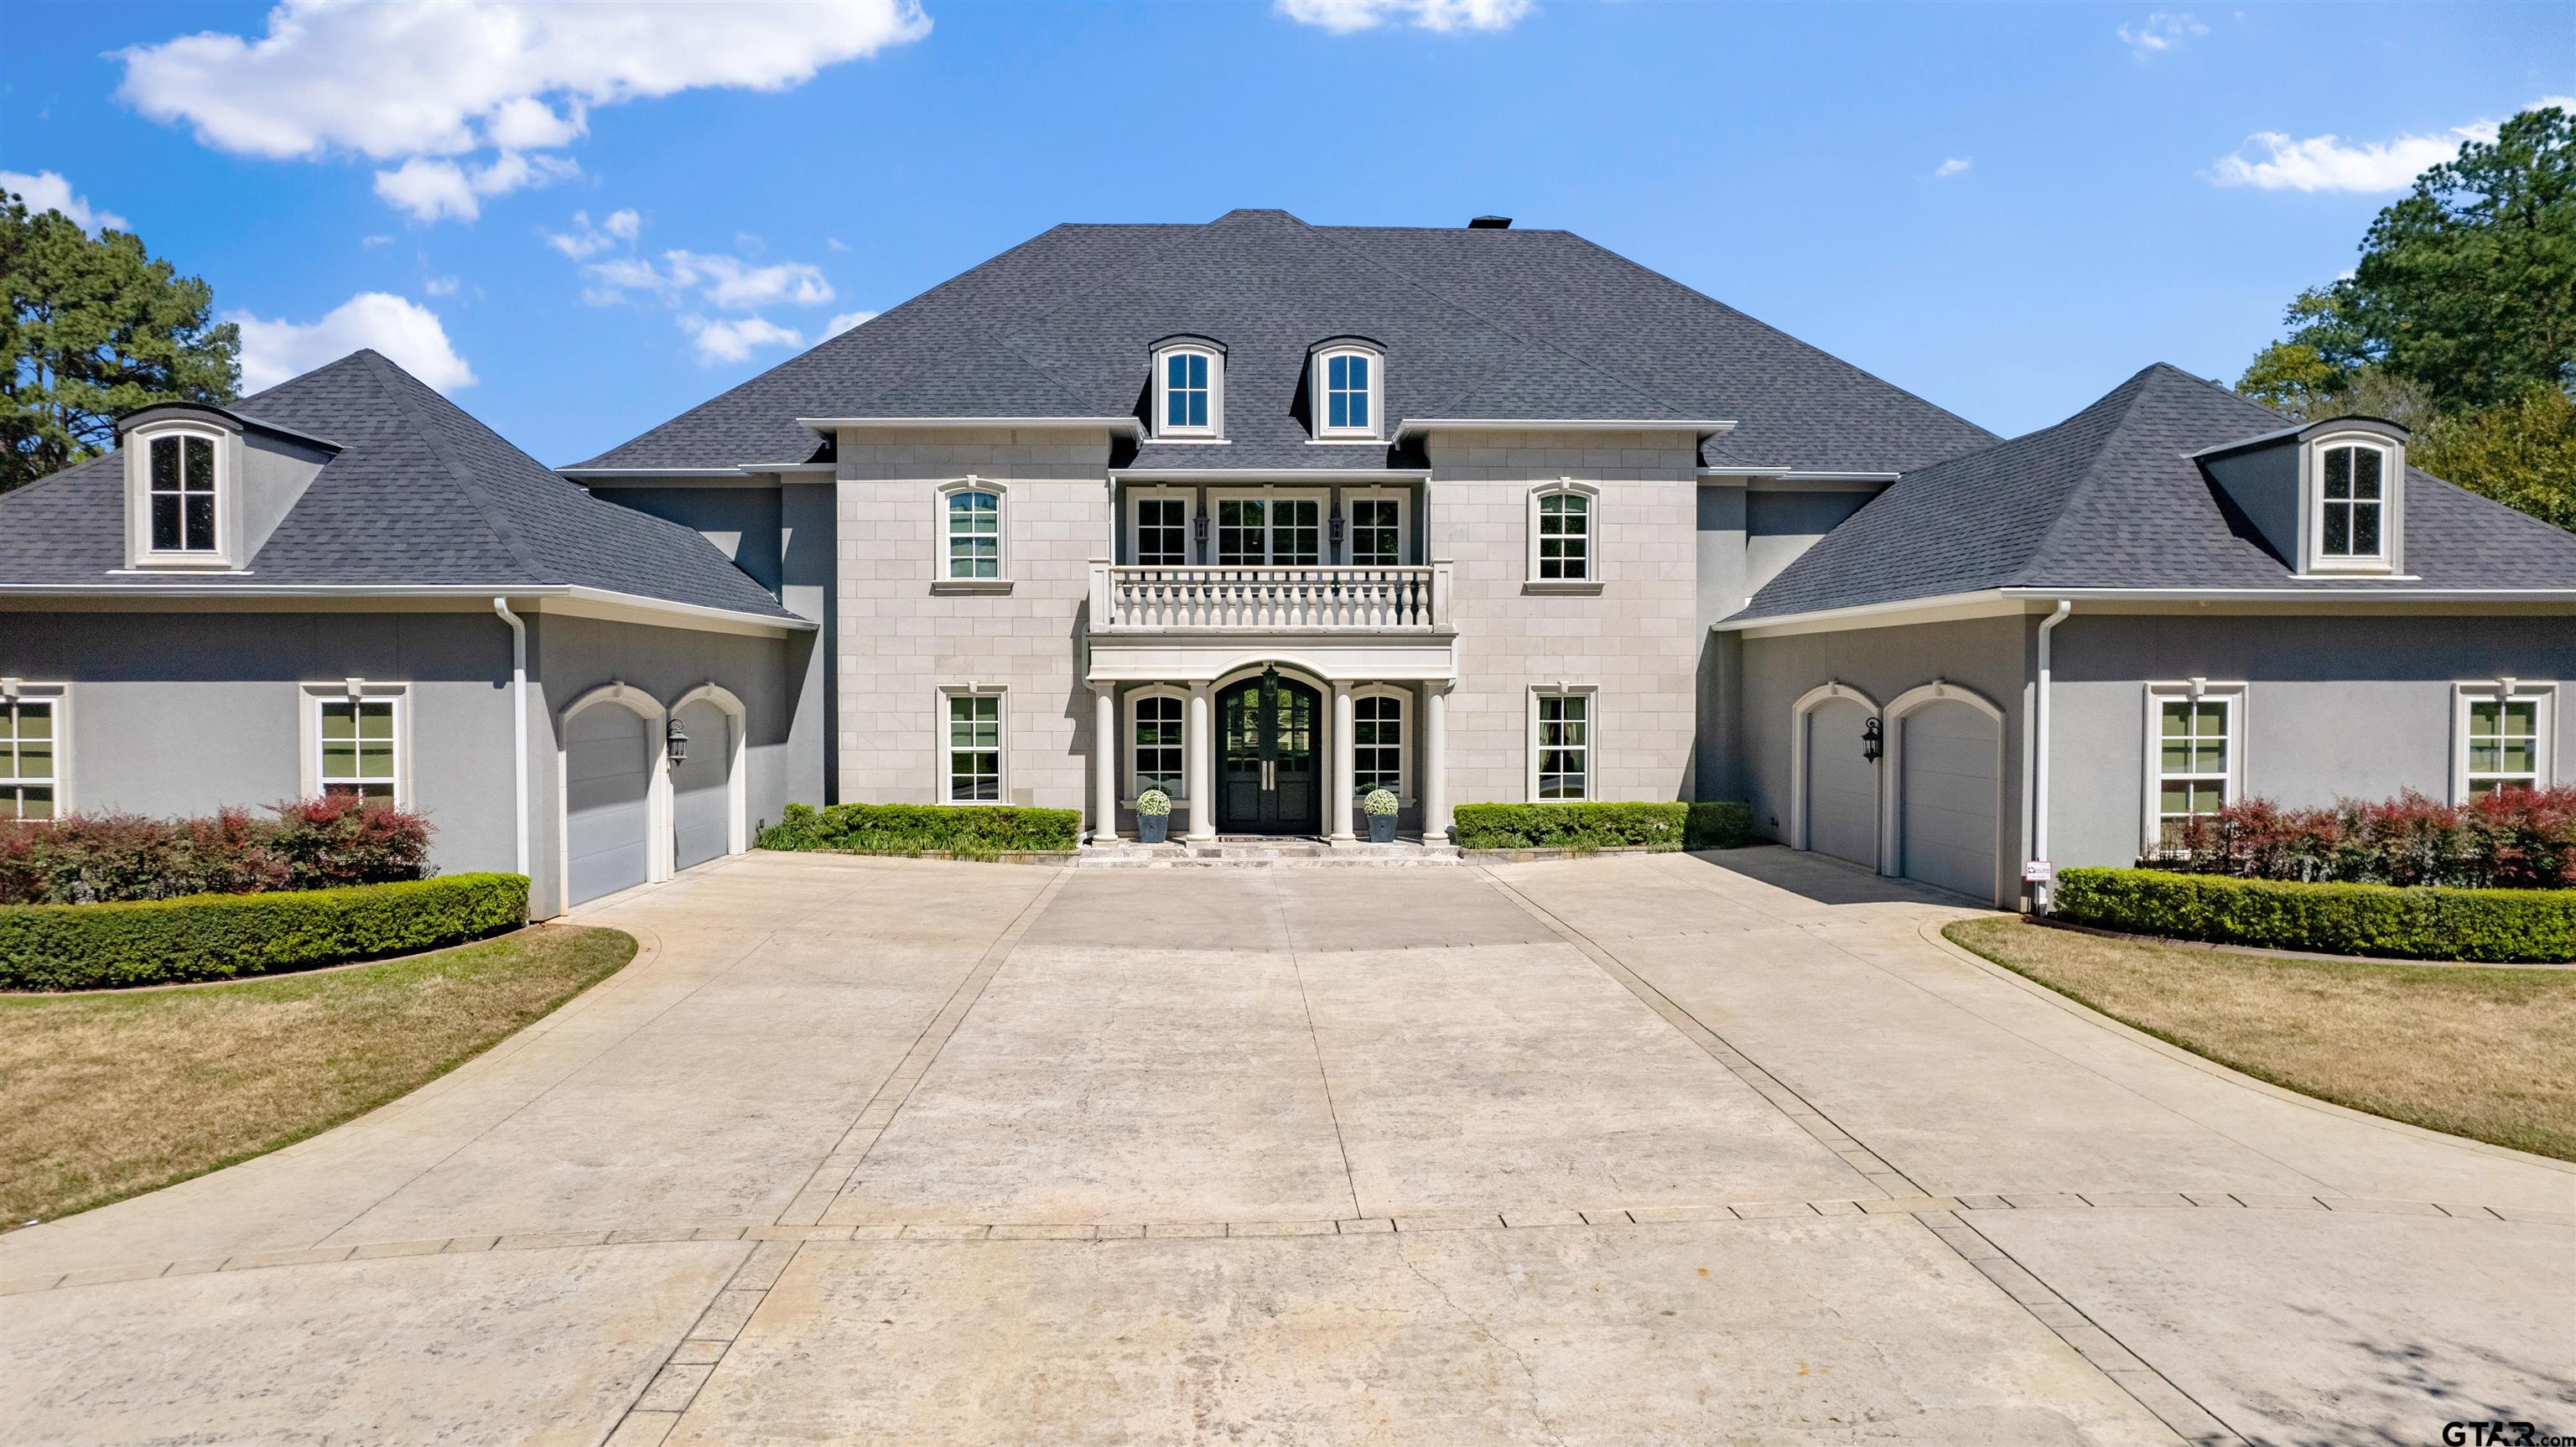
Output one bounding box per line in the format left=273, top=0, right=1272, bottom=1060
left=1881, top=680, right=2006, bottom=904
left=670, top=682, right=749, bottom=860
left=1789, top=682, right=1879, bottom=861
left=558, top=682, right=672, bottom=907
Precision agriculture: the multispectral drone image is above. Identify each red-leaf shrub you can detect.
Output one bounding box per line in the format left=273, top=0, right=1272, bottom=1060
left=2158, top=787, right=2576, bottom=889
left=0, top=800, right=433, bottom=905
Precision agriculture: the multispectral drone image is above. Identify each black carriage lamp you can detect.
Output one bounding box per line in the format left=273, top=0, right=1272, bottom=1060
left=1260, top=662, right=1280, bottom=694
left=666, top=714, right=689, bottom=766
left=1861, top=717, right=1883, bottom=764
left=1328, top=506, right=1345, bottom=549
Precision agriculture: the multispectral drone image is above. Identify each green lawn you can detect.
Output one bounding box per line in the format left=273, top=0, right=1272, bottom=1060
left=1945, top=917, right=2576, bottom=1162
left=0, top=924, right=636, bottom=1227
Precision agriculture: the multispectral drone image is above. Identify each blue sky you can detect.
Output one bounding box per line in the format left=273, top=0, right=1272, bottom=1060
left=3, top=0, right=2566, bottom=466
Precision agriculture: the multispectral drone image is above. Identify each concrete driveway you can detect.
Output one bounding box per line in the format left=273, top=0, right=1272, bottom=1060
left=4, top=848, right=2569, bottom=1445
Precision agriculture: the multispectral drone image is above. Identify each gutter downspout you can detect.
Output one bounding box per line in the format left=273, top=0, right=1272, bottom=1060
left=2031, top=599, right=2074, bottom=914
left=492, top=598, right=530, bottom=879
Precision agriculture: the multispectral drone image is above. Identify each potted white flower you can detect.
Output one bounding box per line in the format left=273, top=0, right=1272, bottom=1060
left=1362, top=787, right=1400, bottom=843
left=1135, top=787, right=1172, bottom=843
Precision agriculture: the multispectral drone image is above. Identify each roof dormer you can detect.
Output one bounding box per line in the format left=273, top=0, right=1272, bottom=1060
left=1307, top=337, right=1384, bottom=441
left=1149, top=336, right=1225, bottom=441
left=2194, top=413, right=2409, bottom=579
left=114, top=402, right=338, bottom=573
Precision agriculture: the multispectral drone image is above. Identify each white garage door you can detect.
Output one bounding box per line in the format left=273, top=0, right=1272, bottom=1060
left=671, top=699, right=732, bottom=873
left=567, top=706, right=652, bottom=906
left=1897, top=700, right=2001, bottom=904
left=1805, top=698, right=1877, bottom=869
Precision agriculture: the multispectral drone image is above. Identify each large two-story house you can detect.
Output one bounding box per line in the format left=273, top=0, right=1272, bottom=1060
left=7, top=208, right=2572, bottom=914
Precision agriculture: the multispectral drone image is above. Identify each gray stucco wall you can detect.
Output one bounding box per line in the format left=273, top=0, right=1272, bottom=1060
left=1737, top=615, right=2031, bottom=906
left=0, top=609, right=521, bottom=879
left=591, top=485, right=786, bottom=595
left=2046, top=612, right=2576, bottom=870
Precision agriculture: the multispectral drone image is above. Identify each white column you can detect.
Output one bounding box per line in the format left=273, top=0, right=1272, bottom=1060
left=1329, top=679, right=1357, bottom=843
left=1092, top=683, right=1119, bottom=843
left=1185, top=682, right=1217, bottom=841
left=1422, top=682, right=1451, bottom=845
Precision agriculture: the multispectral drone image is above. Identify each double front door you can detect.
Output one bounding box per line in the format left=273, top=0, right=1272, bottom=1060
left=1218, top=674, right=1320, bottom=834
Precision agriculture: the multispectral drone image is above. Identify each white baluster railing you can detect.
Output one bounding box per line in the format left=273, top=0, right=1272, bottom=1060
left=1091, top=564, right=1452, bottom=632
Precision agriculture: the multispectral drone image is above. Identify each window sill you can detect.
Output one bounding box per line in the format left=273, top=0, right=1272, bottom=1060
left=1522, top=579, right=1605, bottom=596
left=114, top=559, right=246, bottom=573
left=1148, top=436, right=1228, bottom=445
left=930, top=578, right=1015, bottom=595
left=1308, top=435, right=1383, bottom=444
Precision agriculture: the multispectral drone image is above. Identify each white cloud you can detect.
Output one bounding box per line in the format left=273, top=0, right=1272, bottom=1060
left=0, top=169, right=127, bottom=233
left=823, top=310, right=877, bottom=337
left=371, top=150, right=578, bottom=222
left=679, top=314, right=802, bottom=366
left=114, top=0, right=930, bottom=222
left=1277, top=0, right=1531, bottom=34
left=1933, top=157, right=1971, bottom=179
left=361, top=233, right=394, bottom=248
left=231, top=293, right=475, bottom=394
left=423, top=275, right=460, bottom=297
left=2211, top=97, right=2576, bottom=193
left=2116, top=12, right=2207, bottom=57
left=542, top=207, right=641, bottom=261
left=586, top=249, right=834, bottom=309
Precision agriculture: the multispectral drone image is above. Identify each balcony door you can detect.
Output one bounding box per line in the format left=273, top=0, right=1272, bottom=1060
left=1214, top=492, right=1323, bottom=568
left=1218, top=672, right=1321, bottom=835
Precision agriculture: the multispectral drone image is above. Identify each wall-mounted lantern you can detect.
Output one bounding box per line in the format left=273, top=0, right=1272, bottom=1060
left=666, top=715, right=689, bottom=766
left=1861, top=716, right=1883, bottom=763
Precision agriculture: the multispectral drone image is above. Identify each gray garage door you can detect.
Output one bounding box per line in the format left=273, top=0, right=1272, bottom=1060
left=566, top=705, right=652, bottom=906
left=1897, top=700, right=2001, bottom=904
left=1805, top=698, right=1877, bottom=869
left=671, top=699, right=732, bottom=873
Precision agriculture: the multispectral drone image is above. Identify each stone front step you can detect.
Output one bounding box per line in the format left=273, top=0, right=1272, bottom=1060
left=1075, top=837, right=1462, bottom=868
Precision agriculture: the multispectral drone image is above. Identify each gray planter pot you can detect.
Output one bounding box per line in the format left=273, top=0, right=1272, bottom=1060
left=1368, top=813, right=1398, bottom=843
left=1136, top=813, right=1170, bottom=843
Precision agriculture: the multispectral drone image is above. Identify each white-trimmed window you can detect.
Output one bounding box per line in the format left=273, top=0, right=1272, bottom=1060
left=1529, top=482, right=1597, bottom=585
left=2319, top=442, right=2386, bottom=560
left=940, top=480, right=1005, bottom=581
left=1345, top=491, right=1405, bottom=567
left=944, top=692, right=1003, bottom=802
left=1533, top=691, right=1591, bottom=801
left=2455, top=682, right=2554, bottom=800
left=1353, top=690, right=1404, bottom=799
left=1131, top=490, right=1192, bottom=567
left=319, top=696, right=399, bottom=802
left=1131, top=690, right=1185, bottom=799
left=1153, top=344, right=1223, bottom=438
left=147, top=432, right=221, bottom=554
left=1, top=692, right=60, bottom=822
left=1214, top=491, right=1323, bottom=566
left=1312, top=345, right=1382, bottom=439
left=2145, top=685, right=2241, bottom=852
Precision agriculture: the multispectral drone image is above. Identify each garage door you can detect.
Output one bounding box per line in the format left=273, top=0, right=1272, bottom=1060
left=671, top=699, right=731, bottom=873
left=566, top=705, right=652, bottom=906
left=1804, top=698, right=1877, bottom=869
left=1897, top=700, right=2001, bottom=904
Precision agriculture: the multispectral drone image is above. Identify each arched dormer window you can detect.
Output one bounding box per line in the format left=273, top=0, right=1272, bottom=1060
left=2298, top=423, right=2405, bottom=575
left=119, top=412, right=242, bottom=569
left=1310, top=340, right=1383, bottom=441
left=1150, top=338, right=1224, bottom=440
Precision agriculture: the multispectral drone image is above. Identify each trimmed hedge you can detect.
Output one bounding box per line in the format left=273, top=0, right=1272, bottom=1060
left=0, top=873, right=530, bottom=993
left=1452, top=801, right=1689, bottom=852
left=758, top=802, right=1082, bottom=857
left=1685, top=801, right=1756, bottom=850
left=2052, top=867, right=2576, bottom=964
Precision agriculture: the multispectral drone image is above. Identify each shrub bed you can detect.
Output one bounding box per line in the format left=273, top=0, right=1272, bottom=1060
left=1685, top=801, right=1756, bottom=850
left=2052, top=867, right=2576, bottom=964
left=2158, top=788, right=2573, bottom=889
left=1, top=796, right=434, bottom=905
left=0, top=874, right=529, bottom=992
left=1451, top=801, right=1689, bottom=852
left=758, top=802, right=1082, bottom=857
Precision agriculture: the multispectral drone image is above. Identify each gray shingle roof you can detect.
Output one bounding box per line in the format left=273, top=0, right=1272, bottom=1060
left=1732, top=363, right=2576, bottom=621
left=0, top=350, right=798, bottom=620
left=576, top=209, right=1994, bottom=475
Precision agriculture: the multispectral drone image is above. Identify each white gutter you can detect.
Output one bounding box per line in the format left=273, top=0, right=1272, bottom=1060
left=0, top=581, right=816, bottom=632
left=1717, top=584, right=2576, bottom=633
left=554, top=464, right=837, bottom=480
left=492, top=598, right=530, bottom=877
left=797, top=416, right=1143, bottom=438
left=2030, top=599, right=2074, bottom=914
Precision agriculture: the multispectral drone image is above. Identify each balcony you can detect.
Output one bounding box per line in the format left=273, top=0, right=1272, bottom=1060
left=1088, top=563, right=1453, bottom=634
